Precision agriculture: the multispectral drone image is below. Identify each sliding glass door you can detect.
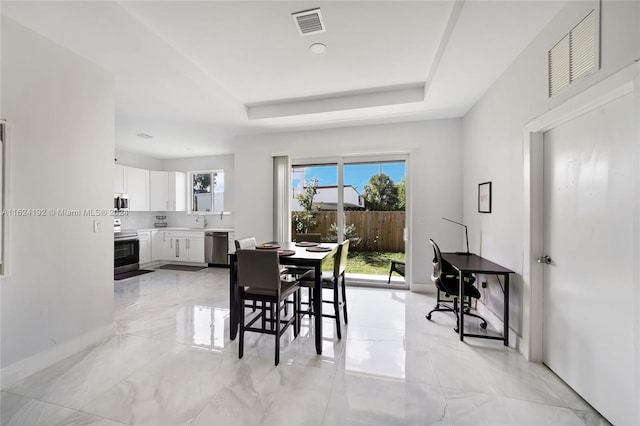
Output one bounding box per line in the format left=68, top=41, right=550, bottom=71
left=291, top=156, right=407, bottom=287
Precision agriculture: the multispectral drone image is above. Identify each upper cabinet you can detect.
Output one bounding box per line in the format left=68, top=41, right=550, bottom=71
left=113, top=164, right=148, bottom=211
left=149, top=171, right=186, bottom=212
left=114, top=164, right=126, bottom=194
left=127, top=167, right=149, bottom=211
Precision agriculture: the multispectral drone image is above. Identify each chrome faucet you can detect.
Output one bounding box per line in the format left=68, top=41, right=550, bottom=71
left=196, top=214, right=208, bottom=228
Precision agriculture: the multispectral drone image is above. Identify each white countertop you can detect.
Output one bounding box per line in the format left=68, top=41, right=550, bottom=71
left=137, top=227, right=235, bottom=232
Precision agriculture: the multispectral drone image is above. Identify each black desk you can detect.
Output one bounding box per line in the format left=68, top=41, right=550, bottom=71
left=229, top=243, right=338, bottom=355
left=441, top=252, right=514, bottom=346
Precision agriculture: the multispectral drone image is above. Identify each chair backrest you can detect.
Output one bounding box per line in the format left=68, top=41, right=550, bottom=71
left=429, top=239, right=444, bottom=283
left=334, top=240, right=350, bottom=277
left=235, top=237, right=257, bottom=250
left=295, top=233, right=322, bottom=243
left=236, top=249, right=282, bottom=290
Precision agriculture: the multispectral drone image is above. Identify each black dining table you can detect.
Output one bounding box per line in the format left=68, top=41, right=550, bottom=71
left=228, top=242, right=339, bottom=355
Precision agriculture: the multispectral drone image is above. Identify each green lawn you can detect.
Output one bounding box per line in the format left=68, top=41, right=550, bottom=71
left=339, top=251, right=405, bottom=275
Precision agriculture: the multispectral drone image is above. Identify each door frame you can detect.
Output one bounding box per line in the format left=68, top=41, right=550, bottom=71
left=522, top=62, right=639, bottom=362
left=291, top=153, right=411, bottom=288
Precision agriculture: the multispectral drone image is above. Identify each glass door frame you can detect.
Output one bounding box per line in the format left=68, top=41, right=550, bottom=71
left=291, top=153, right=410, bottom=288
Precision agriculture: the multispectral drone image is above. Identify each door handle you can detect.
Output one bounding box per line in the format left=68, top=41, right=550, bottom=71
left=537, top=255, right=552, bottom=264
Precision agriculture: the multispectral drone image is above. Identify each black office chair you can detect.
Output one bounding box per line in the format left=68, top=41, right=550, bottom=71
left=236, top=249, right=301, bottom=365
left=426, top=239, right=487, bottom=331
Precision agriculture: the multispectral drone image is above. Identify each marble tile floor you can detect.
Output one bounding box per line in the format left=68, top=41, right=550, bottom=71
left=1, top=267, right=611, bottom=426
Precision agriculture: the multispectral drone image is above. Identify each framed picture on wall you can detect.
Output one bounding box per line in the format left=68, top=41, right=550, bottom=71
left=478, top=181, right=492, bottom=213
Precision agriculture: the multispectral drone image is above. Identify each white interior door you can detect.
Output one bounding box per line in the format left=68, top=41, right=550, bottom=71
left=542, top=93, right=636, bottom=424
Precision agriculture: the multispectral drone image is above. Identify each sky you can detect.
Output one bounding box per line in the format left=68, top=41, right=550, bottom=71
left=292, top=161, right=405, bottom=194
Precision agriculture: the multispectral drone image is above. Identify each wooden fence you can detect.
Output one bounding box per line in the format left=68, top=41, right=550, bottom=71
left=293, top=211, right=405, bottom=252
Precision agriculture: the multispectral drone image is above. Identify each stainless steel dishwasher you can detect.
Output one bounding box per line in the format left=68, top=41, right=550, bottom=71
left=205, top=231, right=229, bottom=266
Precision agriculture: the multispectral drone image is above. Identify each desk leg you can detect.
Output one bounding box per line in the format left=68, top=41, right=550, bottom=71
left=458, top=273, right=464, bottom=341
left=504, top=274, right=510, bottom=346
left=229, top=259, right=238, bottom=341
left=314, top=263, right=323, bottom=354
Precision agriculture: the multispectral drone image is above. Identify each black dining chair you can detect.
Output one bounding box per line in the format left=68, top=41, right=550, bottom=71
left=300, top=240, right=350, bottom=339
left=387, top=260, right=406, bottom=283
left=426, top=239, right=487, bottom=331
left=234, top=237, right=257, bottom=250
left=236, top=249, right=301, bottom=365
left=294, top=233, right=322, bottom=243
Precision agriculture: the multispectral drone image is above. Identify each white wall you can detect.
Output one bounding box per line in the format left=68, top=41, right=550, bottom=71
left=0, top=18, right=115, bottom=384
left=115, top=148, right=162, bottom=171
left=462, top=0, right=639, bottom=354
left=234, top=119, right=464, bottom=289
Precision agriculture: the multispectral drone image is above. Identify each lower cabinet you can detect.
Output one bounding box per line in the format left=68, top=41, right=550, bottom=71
left=186, top=236, right=205, bottom=263
left=138, top=231, right=151, bottom=264
left=152, top=230, right=205, bottom=263
left=151, top=230, right=170, bottom=262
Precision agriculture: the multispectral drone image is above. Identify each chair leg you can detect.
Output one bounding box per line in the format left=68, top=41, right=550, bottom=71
left=333, top=283, right=342, bottom=340
left=341, top=274, right=348, bottom=324
left=239, top=295, right=245, bottom=359
left=453, top=297, right=460, bottom=333
left=271, top=303, right=276, bottom=331
left=275, top=300, right=281, bottom=366
left=294, top=289, right=301, bottom=336
left=284, top=296, right=288, bottom=316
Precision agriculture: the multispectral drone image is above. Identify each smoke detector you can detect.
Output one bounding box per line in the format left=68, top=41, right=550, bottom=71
left=292, top=8, right=325, bottom=36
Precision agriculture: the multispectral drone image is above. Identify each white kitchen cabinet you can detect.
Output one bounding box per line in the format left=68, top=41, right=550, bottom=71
left=126, top=166, right=149, bottom=211
left=168, top=237, right=188, bottom=262
left=171, top=172, right=186, bottom=211
left=149, top=171, right=186, bottom=212
left=114, top=164, right=126, bottom=194
left=166, top=231, right=204, bottom=263
left=113, top=165, right=149, bottom=211
left=138, top=231, right=151, bottom=264
left=151, top=230, right=171, bottom=261
left=186, top=235, right=205, bottom=263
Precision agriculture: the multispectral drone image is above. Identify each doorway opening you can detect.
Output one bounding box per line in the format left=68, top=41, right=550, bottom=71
left=291, top=156, right=407, bottom=287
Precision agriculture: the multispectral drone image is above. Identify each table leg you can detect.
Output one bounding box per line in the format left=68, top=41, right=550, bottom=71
left=229, top=259, right=238, bottom=341
left=504, top=273, right=510, bottom=346
left=459, top=272, right=464, bottom=341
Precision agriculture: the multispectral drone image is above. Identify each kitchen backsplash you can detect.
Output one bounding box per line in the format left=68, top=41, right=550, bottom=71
left=118, top=211, right=234, bottom=230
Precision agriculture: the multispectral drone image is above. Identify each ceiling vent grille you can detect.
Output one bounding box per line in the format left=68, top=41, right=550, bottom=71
left=548, top=9, right=599, bottom=97
left=292, top=8, right=325, bottom=36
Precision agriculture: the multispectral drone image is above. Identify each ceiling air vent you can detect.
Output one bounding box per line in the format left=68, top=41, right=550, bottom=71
left=292, top=8, right=325, bottom=36
left=548, top=9, right=599, bottom=97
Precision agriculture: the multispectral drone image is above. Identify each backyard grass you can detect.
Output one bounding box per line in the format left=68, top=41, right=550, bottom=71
left=343, top=251, right=406, bottom=275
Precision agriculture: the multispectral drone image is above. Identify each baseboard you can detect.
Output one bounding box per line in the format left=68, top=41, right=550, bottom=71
left=409, top=281, right=432, bottom=294
left=1, top=323, right=116, bottom=389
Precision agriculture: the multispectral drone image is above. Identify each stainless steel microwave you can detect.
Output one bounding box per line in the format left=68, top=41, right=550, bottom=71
left=114, top=194, right=129, bottom=211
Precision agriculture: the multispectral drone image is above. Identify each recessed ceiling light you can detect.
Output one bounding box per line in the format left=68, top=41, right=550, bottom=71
left=309, top=43, right=327, bottom=55
left=136, top=133, right=153, bottom=139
